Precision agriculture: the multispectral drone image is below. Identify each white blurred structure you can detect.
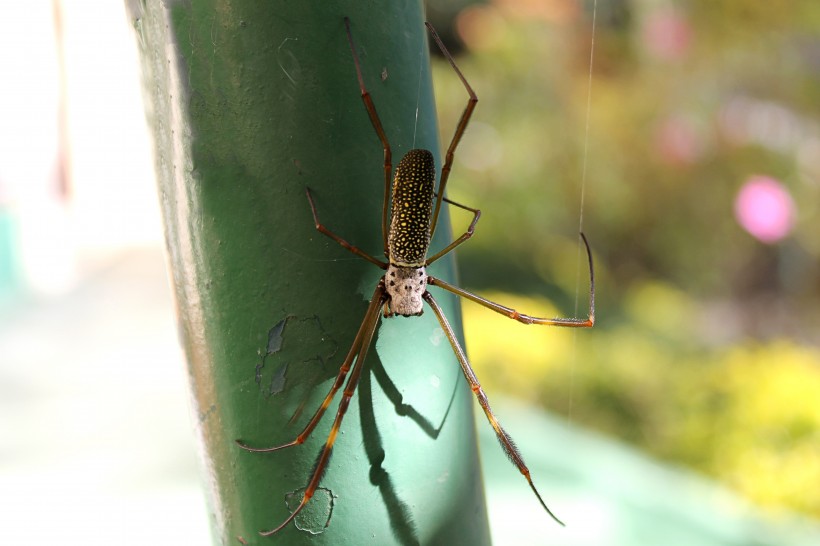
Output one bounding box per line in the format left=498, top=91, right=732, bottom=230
left=0, top=1, right=160, bottom=297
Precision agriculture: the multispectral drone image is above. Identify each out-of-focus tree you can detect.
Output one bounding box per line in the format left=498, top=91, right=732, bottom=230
left=426, top=0, right=820, bottom=518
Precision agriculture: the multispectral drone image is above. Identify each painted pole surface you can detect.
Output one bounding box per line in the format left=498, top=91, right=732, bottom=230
left=127, top=1, right=491, bottom=544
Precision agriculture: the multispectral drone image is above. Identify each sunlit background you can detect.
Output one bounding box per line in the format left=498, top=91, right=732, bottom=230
left=0, top=1, right=210, bottom=544
left=2, top=0, right=819, bottom=544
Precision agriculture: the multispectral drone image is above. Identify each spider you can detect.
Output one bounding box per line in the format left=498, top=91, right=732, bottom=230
left=236, top=16, right=595, bottom=536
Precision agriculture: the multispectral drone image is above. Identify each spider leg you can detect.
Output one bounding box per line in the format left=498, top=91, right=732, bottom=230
left=305, top=188, right=387, bottom=269
left=426, top=196, right=481, bottom=266
left=425, top=22, right=478, bottom=240
left=344, top=17, right=392, bottom=258
left=258, top=283, right=387, bottom=536
left=429, top=233, right=595, bottom=327
left=236, top=284, right=387, bottom=453
left=423, top=291, right=565, bottom=526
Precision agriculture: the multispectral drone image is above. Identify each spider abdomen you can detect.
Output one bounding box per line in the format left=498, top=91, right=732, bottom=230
left=388, top=149, right=435, bottom=267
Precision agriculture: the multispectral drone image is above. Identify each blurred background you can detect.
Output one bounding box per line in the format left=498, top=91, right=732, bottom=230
left=1, top=0, right=819, bottom=544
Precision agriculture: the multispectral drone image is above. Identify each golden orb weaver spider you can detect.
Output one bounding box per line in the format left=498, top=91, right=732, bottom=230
left=236, top=16, right=595, bottom=536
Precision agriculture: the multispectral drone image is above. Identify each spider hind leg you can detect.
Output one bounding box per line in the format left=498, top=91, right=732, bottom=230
left=423, top=291, right=566, bottom=526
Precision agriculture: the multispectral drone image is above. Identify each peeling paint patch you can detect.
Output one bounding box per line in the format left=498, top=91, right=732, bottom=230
left=268, top=361, right=288, bottom=395
left=267, top=317, right=288, bottom=354
left=253, top=315, right=338, bottom=400
left=255, top=317, right=288, bottom=387
left=285, top=486, right=335, bottom=535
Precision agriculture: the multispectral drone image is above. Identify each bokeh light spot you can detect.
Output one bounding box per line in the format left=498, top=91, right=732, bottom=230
left=642, top=8, right=692, bottom=60
left=734, top=176, right=795, bottom=243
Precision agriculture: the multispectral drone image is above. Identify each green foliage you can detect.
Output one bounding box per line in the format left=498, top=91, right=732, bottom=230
left=462, top=287, right=820, bottom=517
left=431, top=0, right=820, bottom=520
left=433, top=1, right=820, bottom=306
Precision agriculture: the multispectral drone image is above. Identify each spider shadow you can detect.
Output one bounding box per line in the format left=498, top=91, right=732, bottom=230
left=358, top=348, right=459, bottom=546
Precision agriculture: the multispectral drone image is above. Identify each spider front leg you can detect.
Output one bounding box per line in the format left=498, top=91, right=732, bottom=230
left=426, top=197, right=481, bottom=266
left=425, top=22, right=478, bottom=239
left=305, top=188, right=387, bottom=269
left=429, top=233, right=596, bottom=327
left=423, top=292, right=565, bottom=526
left=344, top=16, right=392, bottom=256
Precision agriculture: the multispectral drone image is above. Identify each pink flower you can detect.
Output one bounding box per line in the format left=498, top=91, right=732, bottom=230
left=734, top=176, right=795, bottom=243
left=656, top=115, right=703, bottom=165
left=642, top=9, right=692, bottom=61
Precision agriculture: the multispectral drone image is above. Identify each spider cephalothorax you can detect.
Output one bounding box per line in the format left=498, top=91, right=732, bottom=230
left=384, top=264, right=427, bottom=316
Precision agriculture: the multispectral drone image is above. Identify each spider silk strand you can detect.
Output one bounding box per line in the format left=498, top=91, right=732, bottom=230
left=569, top=0, right=598, bottom=423
left=412, top=30, right=424, bottom=148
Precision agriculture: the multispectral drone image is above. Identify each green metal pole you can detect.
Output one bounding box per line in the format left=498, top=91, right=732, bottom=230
left=128, top=1, right=491, bottom=544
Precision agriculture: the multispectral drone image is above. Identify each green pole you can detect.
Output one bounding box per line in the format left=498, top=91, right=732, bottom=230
left=128, top=1, right=491, bottom=544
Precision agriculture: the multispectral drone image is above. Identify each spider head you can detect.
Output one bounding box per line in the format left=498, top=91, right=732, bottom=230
left=384, top=264, right=427, bottom=317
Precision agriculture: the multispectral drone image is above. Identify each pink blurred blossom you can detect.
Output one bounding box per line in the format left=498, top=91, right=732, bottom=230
left=734, top=176, right=795, bottom=243
left=642, top=9, right=692, bottom=61
left=656, top=115, right=704, bottom=165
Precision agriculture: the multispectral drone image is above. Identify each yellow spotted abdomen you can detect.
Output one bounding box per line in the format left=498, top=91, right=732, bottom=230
left=388, top=149, right=435, bottom=267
